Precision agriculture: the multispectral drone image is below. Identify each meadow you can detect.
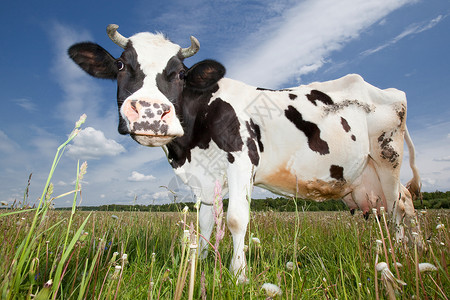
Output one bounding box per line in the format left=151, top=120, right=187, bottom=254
left=0, top=117, right=449, bottom=299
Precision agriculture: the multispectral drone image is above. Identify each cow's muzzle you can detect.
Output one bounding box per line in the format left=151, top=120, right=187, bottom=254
left=121, top=99, right=184, bottom=146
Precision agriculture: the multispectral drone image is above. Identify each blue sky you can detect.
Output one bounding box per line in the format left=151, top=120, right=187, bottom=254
left=1, top=0, right=449, bottom=207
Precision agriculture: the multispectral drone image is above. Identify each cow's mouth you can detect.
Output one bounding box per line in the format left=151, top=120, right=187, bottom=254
left=130, top=134, right=177, bottom=147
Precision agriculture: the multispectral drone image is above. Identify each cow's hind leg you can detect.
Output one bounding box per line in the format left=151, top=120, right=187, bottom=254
left=370, top=130, right=415, bottom=242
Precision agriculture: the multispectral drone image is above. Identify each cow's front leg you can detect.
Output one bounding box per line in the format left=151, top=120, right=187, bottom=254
left=226, top=161, right=253, bottom=282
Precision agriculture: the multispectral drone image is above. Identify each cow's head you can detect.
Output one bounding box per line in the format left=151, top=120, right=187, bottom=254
left=68, top=24, right=225, bottom=147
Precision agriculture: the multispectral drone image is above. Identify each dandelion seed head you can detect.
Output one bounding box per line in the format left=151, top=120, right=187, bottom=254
left=286, top=261, right=294, bottom=271
left=261, top=283, right=282, bottom=297
left=418, top=263, right=438, bottom=272
left=372, top=208, right=377, bottom=215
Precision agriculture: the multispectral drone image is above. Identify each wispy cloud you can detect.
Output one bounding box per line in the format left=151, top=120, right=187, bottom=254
left=361, top=14, right=447, bottom=57
left=13, top=98, right=37, bottom=112
left=225, top=0, right=412, bottom=88
left=66, top=127, right=125, bottom=160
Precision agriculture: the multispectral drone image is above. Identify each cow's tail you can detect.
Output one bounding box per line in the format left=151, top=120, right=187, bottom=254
left=404, top=126, right=422, bottom=202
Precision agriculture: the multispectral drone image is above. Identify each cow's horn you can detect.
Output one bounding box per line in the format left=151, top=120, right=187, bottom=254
left=181, top=36, right=200, bottom=58
left=107, top=24, right=129, bottom=49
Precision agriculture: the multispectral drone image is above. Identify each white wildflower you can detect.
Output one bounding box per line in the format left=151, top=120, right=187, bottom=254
left=436, top=224, right=445, bottom=230
left=111, top=215, right=119, bottom=220
left=286, top=261, right=294, bottom=271
left=252, top=237, right=261, bottom=244
left=372, top=208, right=377, bottom=215
left=418, top=263, right=438, bottom=273
left=261, top=283, right=282, bottom=297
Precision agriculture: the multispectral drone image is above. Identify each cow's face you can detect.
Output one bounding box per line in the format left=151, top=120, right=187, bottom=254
left=68, top=25, right=225, bottom=147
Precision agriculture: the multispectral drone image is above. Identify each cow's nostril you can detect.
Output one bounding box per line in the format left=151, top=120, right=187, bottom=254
left=161, top=109, right=171, bottom=119
left=130, top=101, right=138, bottom=114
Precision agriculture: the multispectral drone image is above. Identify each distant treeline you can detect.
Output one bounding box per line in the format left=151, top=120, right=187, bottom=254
left=60, top=191, right=450, bottom=212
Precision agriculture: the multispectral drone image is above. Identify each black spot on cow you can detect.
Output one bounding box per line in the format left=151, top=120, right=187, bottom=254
left=330, top=165, right=345, bottom=181
left=227, top=153, right=235, bottom=163
left=351, top=135, right=356, bottom=141
left=167, top=91, right=244, bottom=168
left=246, top=119, right=264, bottom=153
left=289, top=93, right=297, bottom=100
left=139, top=100, right=151, bottom=107
left=306, top=90, right=334, bottom=106
left=284, top=106, right=330, bottom=155
left=340, top=117, right=351, bottom=132
left=256, top=87, right=293, bottom=92
left=377, top=132, right=399, bottom=168
left=247, top=137, right=259, bottom=166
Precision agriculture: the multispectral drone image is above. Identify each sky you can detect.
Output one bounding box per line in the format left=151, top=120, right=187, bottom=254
left=1, top=0, right=449, bottom=207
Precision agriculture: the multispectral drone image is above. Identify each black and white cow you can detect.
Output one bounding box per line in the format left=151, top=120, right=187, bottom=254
left=69, top=24, right=421, bottom=281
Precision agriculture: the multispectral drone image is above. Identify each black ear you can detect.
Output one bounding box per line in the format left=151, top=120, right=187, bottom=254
left=68, top=42, right=118, bottom=79
left=185, top=60, right=225, bottom=91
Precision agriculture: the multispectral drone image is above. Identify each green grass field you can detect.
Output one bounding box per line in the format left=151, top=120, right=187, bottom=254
left=1, top=207, right=449, bottom=299
left=0, top=117, right=449, bottom=299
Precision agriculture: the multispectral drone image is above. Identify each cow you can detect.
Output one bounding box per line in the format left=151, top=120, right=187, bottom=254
left=68, top=24, right=421, bottom=281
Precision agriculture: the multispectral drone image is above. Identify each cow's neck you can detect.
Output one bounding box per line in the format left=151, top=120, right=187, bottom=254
left=164, top=85, right=219, bottom=169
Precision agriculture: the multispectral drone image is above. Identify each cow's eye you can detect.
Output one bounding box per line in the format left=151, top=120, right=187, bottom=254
left=116, top=60, right=125, bottom=71
left=178, top=70, right=185, bottom=80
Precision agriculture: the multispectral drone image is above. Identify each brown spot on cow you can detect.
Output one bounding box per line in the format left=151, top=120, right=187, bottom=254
left=259, top=165, right=350, bottom=201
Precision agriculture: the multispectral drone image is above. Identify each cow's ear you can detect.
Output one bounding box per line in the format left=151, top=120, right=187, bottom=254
left=185, top=60, right=225, bottom=91
left=68, top=42, right=118, bottom=79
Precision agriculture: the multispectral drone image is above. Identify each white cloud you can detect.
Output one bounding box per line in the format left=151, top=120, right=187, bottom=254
left=434, top=156, right=450, bottom=162
left=127, top=171, right=155, bottom=182
left=361, top=14, right=446, bottom=56
left=226, top=0, right=411, bottom=88
left=66, top=127, right=125, bottom=159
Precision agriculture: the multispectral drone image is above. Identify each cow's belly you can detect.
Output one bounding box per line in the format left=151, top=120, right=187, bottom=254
left=254, top=117, right=369, bottom=201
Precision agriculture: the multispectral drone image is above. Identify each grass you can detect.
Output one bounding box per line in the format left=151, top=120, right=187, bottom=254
left=0, top=116, right=449, bottom=299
